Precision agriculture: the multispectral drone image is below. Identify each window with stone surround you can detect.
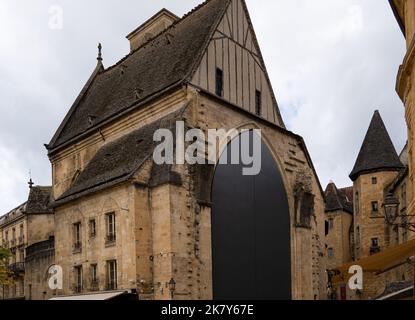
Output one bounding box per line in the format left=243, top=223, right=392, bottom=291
left=89, top=219, right=96, bottom=238
left=372, top=177, right=377, bottom=185
left=371, top=201, right=379, bottom=214
left=355, top=192, right=359, bottom=214
left=73, top=265, right=83, bottom=293
left=370, top=238, right=380, bottom=255
left=73, top=222, right=82, bottom=253
left=328, top=218, right=334, bottom=231
left=106, top=260, right=117, bottom=291
left=90, top=264, right=98, bottom=291
left=105, top=213, right=116, bottom=244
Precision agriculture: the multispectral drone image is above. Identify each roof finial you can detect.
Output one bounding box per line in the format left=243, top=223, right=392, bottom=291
left=97, top=43, right=103, bottom=62
left=28, top=170, right=34, bottom=189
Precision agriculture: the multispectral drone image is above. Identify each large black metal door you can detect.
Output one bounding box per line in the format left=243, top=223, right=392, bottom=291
left=211, top=131, right=291, bottom=300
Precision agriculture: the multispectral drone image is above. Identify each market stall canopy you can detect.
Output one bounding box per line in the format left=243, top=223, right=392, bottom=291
left=332, top=238, right=415, bottom=284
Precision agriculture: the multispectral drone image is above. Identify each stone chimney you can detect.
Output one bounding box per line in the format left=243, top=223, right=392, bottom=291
left=126, top=9, right=179, bottom=52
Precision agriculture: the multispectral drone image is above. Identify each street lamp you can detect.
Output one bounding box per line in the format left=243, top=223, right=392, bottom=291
left=168, top=278, right=176, bottom=300
left=382, top=193, right=400, bottom=225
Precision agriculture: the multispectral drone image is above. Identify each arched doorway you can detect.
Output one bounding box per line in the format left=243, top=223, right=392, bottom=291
left=211, top=130, right=291, bottom=300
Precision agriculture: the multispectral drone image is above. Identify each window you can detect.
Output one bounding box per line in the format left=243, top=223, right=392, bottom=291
left=73, top=222, right=82, bottom=252
left=372, top=177, right=377, bottom=185
left=90, top=264, right=98, bottom=291
left=74, top=266, right=83, bottom=293
left=295, top=192, right=315, bottom=228
left=106, top=213, right=116, bottom=244
left=89, top=219, right=96, bottom=238
left=215, top=68, right=223, bottom=97
left=370, top=238, right=380, bottom=255
left=106, top=260, right=117, bottom=290
left=19, top=224, right=24, bottom=243
left=371, top=237, right=380, bottom=252
left=371, top=201, right=379, bottom=213
left=19, top=249, right=24, bottom=262
left=328, top=248, right=334, bottom=258
left=255, top=90, right=262, bottom=116
left=328, top=218, right=334, bottom=231
left=401, top=183, right=407, bottom=209
left=356, top=226, right=360, bottom=247
left=12, top=228, right=16, bottom=241
left=355, top=192, right=359, bottom=214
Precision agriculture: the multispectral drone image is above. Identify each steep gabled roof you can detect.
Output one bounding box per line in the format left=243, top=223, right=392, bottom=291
left=350, top=110, right=404, bottom=181
left=325, top=182, right=353, bottom=214
left=53, top=107, right=186, bottom=206
left=26, top=186, right=53, bottom=214
left=47, top=0, right=231, bottom=153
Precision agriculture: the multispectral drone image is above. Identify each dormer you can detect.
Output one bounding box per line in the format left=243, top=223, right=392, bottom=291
left=126, top=8, right=179, bottom=52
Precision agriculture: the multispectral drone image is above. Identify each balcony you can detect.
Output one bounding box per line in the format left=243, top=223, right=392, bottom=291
left=72, top=241, right=82, bottom=254
left=26, top=238, right=54, bottom=262
left=2, top=240, right=9, bottom=248
left=9, top=262, right=25, bottom=274
left=18, top=235, right=25, bottom=246
left=105, top=234, right=116, bottom=247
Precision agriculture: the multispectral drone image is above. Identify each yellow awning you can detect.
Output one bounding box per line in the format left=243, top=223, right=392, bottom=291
left=332, top=239, right=415, bottom=284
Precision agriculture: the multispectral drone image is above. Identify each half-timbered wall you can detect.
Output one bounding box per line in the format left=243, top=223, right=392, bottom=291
left=191, top=0, right=281, bottom=126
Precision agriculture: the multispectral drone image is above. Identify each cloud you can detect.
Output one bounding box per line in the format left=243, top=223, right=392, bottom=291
left=247, top=0, right=406, bottom=188
left=0, top=0, right=407, bottom=213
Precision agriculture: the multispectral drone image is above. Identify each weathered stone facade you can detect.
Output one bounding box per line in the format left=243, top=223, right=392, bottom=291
left=326, top=110, right=414, bottom=300
left=390, top=0, right=415, bottom=230
left=44, top=0, right=327, bottom=300
left=0, top=186, right=54, bottom=300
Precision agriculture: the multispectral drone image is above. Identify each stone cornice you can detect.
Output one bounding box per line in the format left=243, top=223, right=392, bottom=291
left=397, top=36, right=415, bottom=103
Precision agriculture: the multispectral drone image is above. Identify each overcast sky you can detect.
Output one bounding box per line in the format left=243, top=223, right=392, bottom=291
left=0, top=0, right=407, bottom=213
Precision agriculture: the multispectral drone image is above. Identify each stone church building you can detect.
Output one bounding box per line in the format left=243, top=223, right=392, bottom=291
left=40, top=0, right=326, bottom=300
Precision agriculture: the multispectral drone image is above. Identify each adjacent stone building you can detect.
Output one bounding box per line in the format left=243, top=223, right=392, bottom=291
left=389, top=0, right=415, bottom=232
left=43, top=0, right=327, bottom=300
left=325, top=183, right=353, bottom=270
left=326, top=110, right=414, bottom=300
left=0, top=185, right=55, bottom=300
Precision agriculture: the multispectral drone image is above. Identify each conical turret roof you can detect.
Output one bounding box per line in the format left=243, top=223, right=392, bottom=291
left=350, top=110, right=404, bottom=181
